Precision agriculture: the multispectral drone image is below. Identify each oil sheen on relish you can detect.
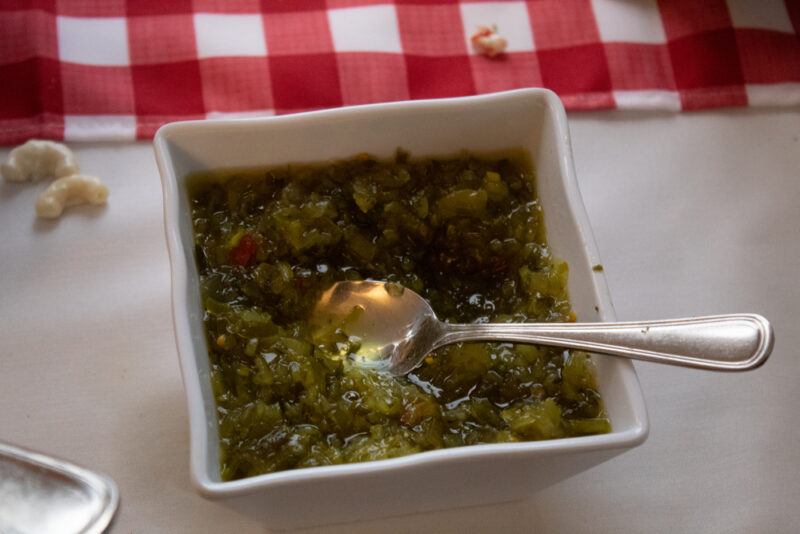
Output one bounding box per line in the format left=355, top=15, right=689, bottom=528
left=188, top=150, right=610, bottom=480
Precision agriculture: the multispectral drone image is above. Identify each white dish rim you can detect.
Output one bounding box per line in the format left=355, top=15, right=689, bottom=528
left=154, top=88, right=649, bottom=499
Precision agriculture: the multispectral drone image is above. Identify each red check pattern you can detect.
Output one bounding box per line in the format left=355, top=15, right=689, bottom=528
left=0, top=0, right=798, bottom=143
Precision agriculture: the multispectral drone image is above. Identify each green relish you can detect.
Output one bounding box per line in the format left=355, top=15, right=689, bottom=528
left=188, top=150, right=610, bottom=480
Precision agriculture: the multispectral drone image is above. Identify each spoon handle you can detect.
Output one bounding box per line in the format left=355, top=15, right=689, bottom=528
left=438, top=314, right=773, bottom=371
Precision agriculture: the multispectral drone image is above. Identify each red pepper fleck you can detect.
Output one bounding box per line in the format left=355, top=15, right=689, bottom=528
left=230, top=233, right=258, bottom=266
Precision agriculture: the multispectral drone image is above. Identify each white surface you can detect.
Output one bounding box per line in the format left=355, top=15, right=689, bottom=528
left=1, top=107, right=799, bottom=532
left=56, top=16, right=130, bottom=66
left=193, top=14, right=268, bottom=58
left=612, top=90, right=680, bottom=111
left=64, top=116, right=137, bottom=142
left=746, top=83, right=800, bottom=107
left=328, top=5, right=404, bottom=53
left=726, top=0, right=794, bottom=33
left=591, top=0, right=666, bottom=44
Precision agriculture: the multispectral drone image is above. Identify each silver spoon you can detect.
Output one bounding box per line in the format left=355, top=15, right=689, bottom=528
left=310, top=281, right=773, bottom=376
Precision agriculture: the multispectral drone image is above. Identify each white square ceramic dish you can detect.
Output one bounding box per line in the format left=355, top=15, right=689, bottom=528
left=154, top=89, right=648, bottom=530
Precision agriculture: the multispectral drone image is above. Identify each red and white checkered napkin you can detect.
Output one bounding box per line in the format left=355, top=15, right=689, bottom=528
left=1, top=0, right=799, bottom=144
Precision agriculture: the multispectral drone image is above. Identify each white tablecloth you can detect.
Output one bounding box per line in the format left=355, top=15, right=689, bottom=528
left=1, top=108, right=798, bottom=533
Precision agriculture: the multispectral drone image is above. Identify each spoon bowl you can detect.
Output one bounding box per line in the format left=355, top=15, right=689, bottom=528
left=311, top=280, right=773, bottom=376
left=311, top=281, right=445, bottom=374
